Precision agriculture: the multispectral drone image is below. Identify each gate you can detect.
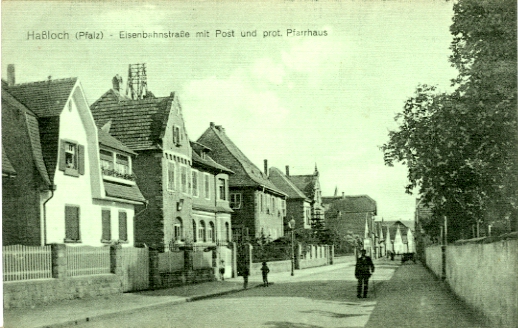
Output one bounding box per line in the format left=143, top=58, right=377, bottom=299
left=121, top=247, right=149, bottom=292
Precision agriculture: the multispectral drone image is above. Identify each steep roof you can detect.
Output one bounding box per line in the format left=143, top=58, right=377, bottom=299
left=98, top=127, right=136, bottom=155
left=197, top=124, right=286, bottom=196
left=6, top=78, right=77, bottom=117
left=2, top=146, right=16, bottom=176
left=269, top=167, right=308, bottom=200
left=90, top=89, right=171, bottom=150
left=191, top=149, right=234, bottom=174
left=325, top=195, right=377, bottom=214
left=288, top=174, right=317, bottom=199
left=103, top=181, right=146, bottom=203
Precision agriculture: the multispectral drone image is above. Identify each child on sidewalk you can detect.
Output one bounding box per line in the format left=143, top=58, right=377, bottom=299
left=261, top=261, right=270, bottom=287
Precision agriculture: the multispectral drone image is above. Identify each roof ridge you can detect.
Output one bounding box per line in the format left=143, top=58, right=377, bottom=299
left=8, top=77, right=77, bottom=87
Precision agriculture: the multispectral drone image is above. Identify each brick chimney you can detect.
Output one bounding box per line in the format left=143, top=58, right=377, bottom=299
left=285, top=165, right=290, bottom=176
left=112, top=74, right=123, bottom=92
left=264, top=159, right=268, bottom=177
left=7, top=64, right=15, bottom=86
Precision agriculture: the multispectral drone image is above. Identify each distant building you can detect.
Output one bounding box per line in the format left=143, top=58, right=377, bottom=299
left=269, top=165, right=325, bottom=231
left=197, top=123, right=287, bottom=242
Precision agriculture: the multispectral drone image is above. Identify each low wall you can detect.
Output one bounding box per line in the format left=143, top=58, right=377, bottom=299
left=425, top=236, right=517, bottom=328
left=332, top=255, right=354, bottom=264
left=251, top=260, right=291, bottom=276
left=299, top=257, right=328, bottom=269
left=3, top=274, right=122, bottom=309
left=156, top=268, right=215, bottom=288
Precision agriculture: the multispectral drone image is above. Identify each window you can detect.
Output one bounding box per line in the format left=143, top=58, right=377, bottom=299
left=192, top=170, right=199, bottom=197
left=101, top=209, right=111, bottom=242
left=172, top=125, right=181, bottom=146
left=65, top=205, right=80, bottom=242
left=116, top=154, right=129, bottom=175
left=271, top=196, right=275, bottom=213
left=204, top=174, right=210, bottom=199
left=281, top=200, right=286, bottom=217
left=193, top=221, right=197, bottom=242
left=230, top=193, right=242, bottom=209
left=181, top=166, right=188, bottom=193
left=207, top=222, right=214, bottom=242
left=198, top=221, right=206, bottom=242
left=119, top=211, right=128, bottom=241
left=174, top=217, right=183, bottom=241
left=266, top=195, right=270, bottom=214
left=225, top=222, right=230, bottom=242
left=167, top=161, right=175, bottom=191
left=218, top=178, right=226, bottom=201
left=100, top=150, right=114, bottom=171
left=260, top=194, right=264, bottom=212
left=59, top=140, right=85, bottom=176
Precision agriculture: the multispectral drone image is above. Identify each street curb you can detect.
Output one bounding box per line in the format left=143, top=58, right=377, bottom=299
left=31, top=283, right=270, bottom=328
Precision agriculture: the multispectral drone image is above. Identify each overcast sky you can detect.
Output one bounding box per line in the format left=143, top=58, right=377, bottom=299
left=2, top=0, right=457, bottom=221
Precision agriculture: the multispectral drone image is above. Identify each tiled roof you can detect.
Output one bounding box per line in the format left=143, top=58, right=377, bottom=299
left=288, top=174, right=317, bottom=198
left=90, top=89, right=171, bottom=150
left=191, top=149, right=233, bottom=174
left=268, top=167, right=307, bottom=199
left=98, top=128, right=136, bottom=155
left=383, top=221, right=412, bottom=240
left=2, top=146, right=16, bottom=176
left=6, top=78, right=77, bottom=117
left=325, top=195, right=377, bottom=214
left=197, top=125, right=286, bottom=196
left=104, top=181, right=146, bottom=203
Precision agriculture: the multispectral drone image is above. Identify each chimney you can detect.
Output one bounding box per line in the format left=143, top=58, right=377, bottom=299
left=7, top=64, right=15, bottom=86
left=285, top=165, right=290, bottom=176
left=112, top=74, right=123, bottom=92
left=215, top=125, right=225, bottom=133
left=342, top=192, right=345, bottom=199
left=210, top=122, right=215, bottom=128
left=264, top=159, right=268, bottom=176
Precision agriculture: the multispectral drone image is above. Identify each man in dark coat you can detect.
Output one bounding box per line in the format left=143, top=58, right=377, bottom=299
left=355, top=249, right=375, bottom=298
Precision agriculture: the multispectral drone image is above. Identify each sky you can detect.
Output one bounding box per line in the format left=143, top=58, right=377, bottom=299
left=1, top=0, right=458, bottom=221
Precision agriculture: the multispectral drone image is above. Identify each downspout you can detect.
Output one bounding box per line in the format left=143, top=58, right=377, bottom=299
left=42, top=184, right=57, bottom=245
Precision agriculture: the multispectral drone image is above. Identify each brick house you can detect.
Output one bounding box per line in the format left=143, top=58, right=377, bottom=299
left=90, top=78, right=232, bottom=252
left=323, top=194, right=377, bottom=254
left=197, top=123, right=287, bottom=242
left=2, top=70, right=145, bottom=246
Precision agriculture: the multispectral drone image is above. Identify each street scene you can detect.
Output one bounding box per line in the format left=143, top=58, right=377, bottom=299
left=2, top=0, right=517, bottom=327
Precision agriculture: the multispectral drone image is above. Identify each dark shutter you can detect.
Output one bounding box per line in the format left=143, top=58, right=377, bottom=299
left=59, top=140, right=66, bottom=171
left=119, top=212, right=128, bottom=241
left=65, top=206, right=80, bottom=241
left=102, top=210, right=111, bottom=241
left=78, top=144, right=85, bottom=175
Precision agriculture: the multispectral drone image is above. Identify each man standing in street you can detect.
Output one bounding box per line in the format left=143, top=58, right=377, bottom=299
left=355, top=249, right=375, bottom=298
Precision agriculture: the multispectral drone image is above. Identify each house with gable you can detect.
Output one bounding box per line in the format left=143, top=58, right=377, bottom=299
left=90, top=75, right=233, bottom=253
left=197, top=123, right=287, bottom=242
left=382, top=220, right=416, bottom=255
left=268, top=164, right=325, bottom=231
left=2, top=67, right=145, bottom=246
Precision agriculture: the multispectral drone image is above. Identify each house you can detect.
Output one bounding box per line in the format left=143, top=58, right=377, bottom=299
left=268, top=165, right=325, bottom=231
left=382, top=220, right=416, bottom=255
left=197, top=123, right=287, bottom=242
left=2, top=67, right=145, bottom=246
left=90, top=75, right=233, bottom=252
left=323, top=194, right=377, bottom=255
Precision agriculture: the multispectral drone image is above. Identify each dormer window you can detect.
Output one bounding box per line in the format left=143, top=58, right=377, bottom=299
left=100, top=149, right=134, bottom=181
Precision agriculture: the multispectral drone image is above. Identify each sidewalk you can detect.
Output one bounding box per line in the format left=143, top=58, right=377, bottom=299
left=3, top=262, right=354, bottom=328
left=365, top=261, right=488, bottom=328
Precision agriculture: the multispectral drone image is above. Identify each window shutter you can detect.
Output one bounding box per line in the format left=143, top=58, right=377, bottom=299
left=78, top=144, right=85, bottom=175
left=59, top=140, right=66, bottom=171
left=102, top=210, right=111, bottom=241
left=119, top=212, right=128, bottom=241
left=65, top=206, right=80, bottom=241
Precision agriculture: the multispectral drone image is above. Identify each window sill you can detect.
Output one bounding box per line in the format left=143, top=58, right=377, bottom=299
left=64, top=239, right=82, bottom=244
left=64, top=168, right=80, bottom=177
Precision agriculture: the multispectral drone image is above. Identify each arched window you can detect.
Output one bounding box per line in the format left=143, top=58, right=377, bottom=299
left=193, top=220, right=197, bottom=242
left=225, top=222, right=230, bottom=241
left=207, top=222, right=214, bottom=242
left=174, top=217, right=183, bottom=241
left=198, top=220, right=206, bottom=242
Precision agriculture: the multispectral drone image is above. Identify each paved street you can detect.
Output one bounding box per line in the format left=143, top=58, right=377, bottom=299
left=70, top=262, right=397, bottom=328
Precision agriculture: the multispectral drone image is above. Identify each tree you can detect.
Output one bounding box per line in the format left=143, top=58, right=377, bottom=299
left=382, top=0, right=517, bottom=241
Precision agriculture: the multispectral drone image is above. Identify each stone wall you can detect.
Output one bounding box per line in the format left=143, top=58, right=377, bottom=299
left=251, top=260, right=292, bottom=276
left=3, top=274, right=121, bottom=309
left=425, top=236, right=517, bottom=328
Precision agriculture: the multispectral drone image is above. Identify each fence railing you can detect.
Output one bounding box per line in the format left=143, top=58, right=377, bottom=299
left=66, top=246, right=111, bottom=277
left=2, top=245, right=53, bottom=281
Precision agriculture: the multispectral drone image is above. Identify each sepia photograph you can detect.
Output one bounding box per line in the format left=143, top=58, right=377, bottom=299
left=1, top=0, right=516, bottom=327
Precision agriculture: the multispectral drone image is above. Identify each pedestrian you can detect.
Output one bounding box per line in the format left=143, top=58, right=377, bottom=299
left=242, top=266, right=249, bottom=289
left=219, top=260, right=225, bottom=281
left=261, top=261, right=270, bottom=287
left=355, top=249, right=375, bottom=298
